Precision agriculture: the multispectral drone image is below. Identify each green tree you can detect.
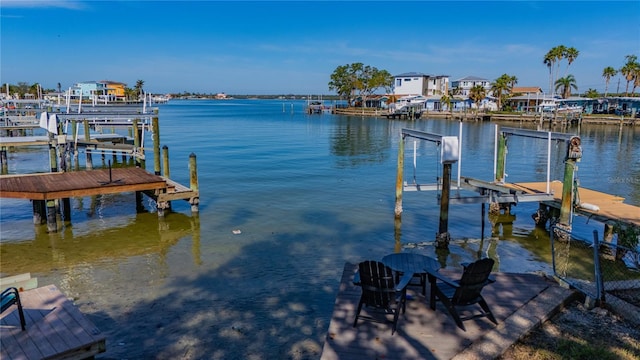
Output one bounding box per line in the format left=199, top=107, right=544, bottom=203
left=564, top=47, right=579, bottom=76
left=490, top=74, right=516, bottom=111
left=124, top=87, right=137, bottom=101
left=619, top=55, right=639, bottom=96
left=543, top=45, right=566, bottom=95
left=602, top=66, right=617, bottom=97
left=555, top=74, right=578, bottom=99
left=440, top=94, right=452, bottom=112
left=584, top=88, right=599, bottom=98
left=469, top=85, right=486, bottom=112
left=328, top=64, right=357, bottom=104
left=135, top=79, right=145, bottom=99
left=328, top=63, right=392, bottom=107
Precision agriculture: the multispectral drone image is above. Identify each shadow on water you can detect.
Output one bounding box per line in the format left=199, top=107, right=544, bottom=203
left=81, top=210, right=397, bottom=359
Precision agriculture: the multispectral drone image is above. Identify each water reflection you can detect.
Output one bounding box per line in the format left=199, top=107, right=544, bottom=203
left=0, top=211, right=201, bottom=274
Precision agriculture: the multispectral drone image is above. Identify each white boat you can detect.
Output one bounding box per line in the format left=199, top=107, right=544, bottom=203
left=387, top=95, right=426, bottom=118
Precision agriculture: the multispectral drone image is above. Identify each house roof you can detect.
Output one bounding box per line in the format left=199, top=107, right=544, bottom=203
left=512, top=87, right=542, bottom=94
left=453, top=76, right=489, bottom=82
left=393, top=72, right=430, bottom=78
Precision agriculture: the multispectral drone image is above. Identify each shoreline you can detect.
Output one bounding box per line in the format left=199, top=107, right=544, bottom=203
left=333, top=107, right=639, bottom=126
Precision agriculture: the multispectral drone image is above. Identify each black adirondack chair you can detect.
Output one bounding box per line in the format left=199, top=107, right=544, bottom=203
left=427, top=258, right=498, bottom=331
left=353, top=260, right=411, bottom=335
left=1, top=287, right=26, bottom=331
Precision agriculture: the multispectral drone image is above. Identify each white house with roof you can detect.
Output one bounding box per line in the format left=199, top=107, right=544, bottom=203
left=392, top=72, right=449, bottom=97
left=450, top=76, right=491, bottom=97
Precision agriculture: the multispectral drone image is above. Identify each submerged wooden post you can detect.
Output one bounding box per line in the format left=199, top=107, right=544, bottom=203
left=435, top=136, right=459, bottom=249
left=152, top=116, right=161, bottom=175
left=162, top=145, right=170, bottom=178
left=32, top=200, right=46, bottom=224
left=46, top=200, right=57, bottom=232
left=436, top=162, right=452, bottom=248
left=61, top=198, right=71, bottom=223
left=554, top=136, right=582, bottom=241
left=189, top=152, right=200, bottom=213
left=394, top=133, right=405, bottom=218
left=86, top=148, right=93, bottom=170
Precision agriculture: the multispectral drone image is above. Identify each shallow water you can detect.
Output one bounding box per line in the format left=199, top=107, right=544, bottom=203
left=1, top=99, right=638, bottom=358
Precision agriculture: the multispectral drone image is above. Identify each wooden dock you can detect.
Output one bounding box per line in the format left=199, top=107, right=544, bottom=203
left=0, top=285, right=106, bottom=360
left=507, top=180, right=640, bottom=226
left=0, top=167, right=167, bottom=200
left=321, top=262, right=575, bottom=360
left=0, top=167, right=199, bottom=229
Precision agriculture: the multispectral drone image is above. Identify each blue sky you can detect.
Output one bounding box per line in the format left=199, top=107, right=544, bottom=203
left=1, top=1, right=638, bottom=95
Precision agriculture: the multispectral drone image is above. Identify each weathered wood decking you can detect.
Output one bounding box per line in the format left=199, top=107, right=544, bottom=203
left=0, top=167, right=167, bottom=200
left=0, top=285, right=106, bottom=360
left=508, top=180, right=640, bottom=226
left=0, top=167, right=199, bottom=205
left=321, top=262, right=576, bottom=360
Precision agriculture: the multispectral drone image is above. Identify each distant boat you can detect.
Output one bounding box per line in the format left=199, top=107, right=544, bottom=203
left=307, top=99, right=331, bottom=114
left=387, top=95, right=426, bottom=119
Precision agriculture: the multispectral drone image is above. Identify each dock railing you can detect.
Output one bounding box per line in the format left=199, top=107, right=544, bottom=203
left=550, top=225, right=640, bottom=326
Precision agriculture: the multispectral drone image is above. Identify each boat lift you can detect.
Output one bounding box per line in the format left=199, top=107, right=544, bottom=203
left=394, top=124, right=582, bottom=245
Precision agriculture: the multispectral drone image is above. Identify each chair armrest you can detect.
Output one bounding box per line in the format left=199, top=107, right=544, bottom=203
left=426, top=269, right=460, bottom=288
left=395, top=273, right=413, bottom=292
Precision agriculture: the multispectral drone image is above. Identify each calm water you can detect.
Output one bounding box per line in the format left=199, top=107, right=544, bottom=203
left=1, top=99, right=638, bottom=359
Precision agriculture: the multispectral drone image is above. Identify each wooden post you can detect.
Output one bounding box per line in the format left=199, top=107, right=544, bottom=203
left=83, top=120, right=90, bottom=142
left=49, top=144, right=58, bottom=172
left=133, top=119, right=140, bottom=147
left=86, top=148, right=93, bottom=170
left=394, top=133, right=405, bottom=218
left=61, top=198, right=71, bottom=223
left=162, top=145, right=170, bottom=178
left=436, top=162, right=452, bottom=248
left=554, top=136, right=582, bottom=241
left=189, top=152, right=199, bottom=213
left=152, top=116, right=161, bottom=175
left=32, top=200, right=46, bottom=224
left=495, top=132, right=506, bottom=183
left=1, top=146, right=7, bottom=174
left=46, top=200, right=57, bottom=232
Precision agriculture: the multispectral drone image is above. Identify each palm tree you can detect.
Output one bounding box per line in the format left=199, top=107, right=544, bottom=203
left=620, top=55, right=639, bottom=96
left=564, top=47, right=579, bottom=76
left=469, top=85, right=487, bottom=112
left=602, top=66, right=617, bottom=97
left=440, top=94, right=452, bottom=112
left=544, top=45, right=565, bottom=95
left=584, top=88, right=599, bottom=98
left=135, top=79, right=145, bottom=99
left=555, top=75, right=578, bottom=99
left=490, top=74, right=514, bottom=111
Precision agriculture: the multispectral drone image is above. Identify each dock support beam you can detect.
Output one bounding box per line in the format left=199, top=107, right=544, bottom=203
left=152, top=116, right=161, bottom=175
left=394, top=133, right=405, bottom=218
left=436, top=163, right=452, bottom=248
left=553, top=136, right=582, bottom=241
left=189, top=152, right=200, bottom=213
left=32, top=200, right=46, bottom=224
left=46, top=200, right=57, bottom=232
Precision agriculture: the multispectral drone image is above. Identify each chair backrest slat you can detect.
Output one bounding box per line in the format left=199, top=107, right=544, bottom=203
left=452, top=258, right=494, bottom=305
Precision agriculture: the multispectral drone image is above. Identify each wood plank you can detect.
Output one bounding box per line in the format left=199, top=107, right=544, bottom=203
left=0, top=285, right=106, bottom=360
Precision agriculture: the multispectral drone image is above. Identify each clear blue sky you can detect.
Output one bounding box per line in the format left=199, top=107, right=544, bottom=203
left=1, top=1, right=638, bottom=95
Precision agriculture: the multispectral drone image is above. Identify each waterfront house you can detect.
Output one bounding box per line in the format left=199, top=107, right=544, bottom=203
left=101, top=80, right=127, bottom=101
left=451, top=76, right=491, bottom=97
left=392, top=72, right=450, bottom=97
left=71, top=81, right=109, bottom=102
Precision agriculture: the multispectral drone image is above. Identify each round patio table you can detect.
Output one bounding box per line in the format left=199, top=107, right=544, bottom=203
left=381, top=253, right=440, bottom=296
